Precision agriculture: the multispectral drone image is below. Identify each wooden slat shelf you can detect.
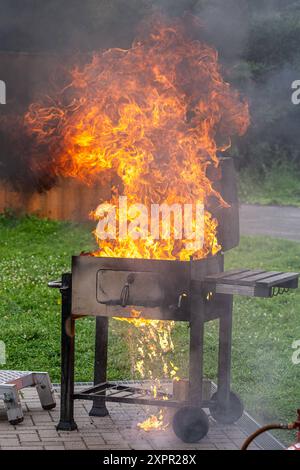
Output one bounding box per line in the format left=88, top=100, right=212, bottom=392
left=204, top=269, right=299, bottom=298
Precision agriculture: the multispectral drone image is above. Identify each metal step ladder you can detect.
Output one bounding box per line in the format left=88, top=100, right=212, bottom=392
left=0, top=370, right=56, bottom=424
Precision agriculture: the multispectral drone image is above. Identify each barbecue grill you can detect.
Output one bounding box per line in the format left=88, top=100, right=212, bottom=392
left=49, top=158, right=299, bottom=443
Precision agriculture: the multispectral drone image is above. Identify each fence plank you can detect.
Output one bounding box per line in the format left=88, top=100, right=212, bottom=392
left=0, top=178, right=109, bottom=221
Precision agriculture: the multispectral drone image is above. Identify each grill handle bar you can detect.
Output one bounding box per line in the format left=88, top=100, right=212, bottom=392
left=48, top=280, right=62, bottom=289
left=48, top=277, right=71, bottom=292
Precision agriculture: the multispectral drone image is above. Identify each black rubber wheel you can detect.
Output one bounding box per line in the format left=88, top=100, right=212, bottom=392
left=9, top=416, right=24, bottom=426
left=209, top=391, right=244, bottom=425
left=172, top=406, right=209, bottom=443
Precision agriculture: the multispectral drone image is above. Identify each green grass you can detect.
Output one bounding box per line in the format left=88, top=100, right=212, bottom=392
left=239, top=163, right=300, bottom=207
left=0, top=214, right=299, bottom=431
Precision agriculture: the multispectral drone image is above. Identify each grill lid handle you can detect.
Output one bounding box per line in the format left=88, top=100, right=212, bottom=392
left=120, top=273, right=135, bottom=307
left=48, top=280, right=62, bottom=289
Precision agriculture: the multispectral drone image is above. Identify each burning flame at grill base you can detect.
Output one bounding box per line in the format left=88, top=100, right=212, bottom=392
left=114, top=311, right=177, bottom=431
left=138, top=410, right=168, bottom=432
left=24, top=13, right=249, bottom=431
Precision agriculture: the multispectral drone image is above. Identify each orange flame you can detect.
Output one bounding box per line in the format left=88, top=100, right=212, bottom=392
left=24, top=13, right=249, bottom=430
left=138, top=409, right=168, bottom=432
left=25, top=13, right=249, bottom=261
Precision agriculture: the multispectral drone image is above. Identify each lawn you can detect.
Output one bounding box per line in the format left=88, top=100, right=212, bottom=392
left=0, top=213, right=299, bottom=431
left=239, top=163, right=300, bottom=207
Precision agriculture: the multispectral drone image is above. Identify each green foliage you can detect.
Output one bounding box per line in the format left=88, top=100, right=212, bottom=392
left=246, top=15, right=300, bottom=69
left=239, top=160, right=300, bottom=206
left=191, top=1, right=300, bottom=173
left=232, top=2, right=300, bottom=171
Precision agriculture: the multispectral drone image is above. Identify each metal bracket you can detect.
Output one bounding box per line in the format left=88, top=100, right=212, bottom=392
left=48, top=280, right=70, bottom=293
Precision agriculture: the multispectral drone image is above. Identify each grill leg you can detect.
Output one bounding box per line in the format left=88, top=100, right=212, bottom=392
left=189, top=295, right=205, bottom=406
left=89, top=316, right=109, bottom=417
left=57, top=273, right=77, bottom=431
left=217, top=295, right=233, bottom=410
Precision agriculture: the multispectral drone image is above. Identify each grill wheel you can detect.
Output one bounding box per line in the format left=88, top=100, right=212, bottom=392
left=172, top=406, right=209, bottom=443
left=209, top=391, right=244, bottom=425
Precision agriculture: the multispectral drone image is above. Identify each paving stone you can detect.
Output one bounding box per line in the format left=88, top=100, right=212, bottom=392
left=44, top=446, right=65, bottom=450
left=0, top=386, right=264, bottom=451
left=19, top=446, right=44, bottom=450
left=0, top=431, right=21, bottom=436
left=20, top=443, right=44, bottom=448
left=82, top=437, right=106, bottom=445
left=216, top=443, right=239, bottom=450
left=16, top=429, right=42, bottom=434
left=130, top=443, right=157, bottom=450
left=1, top=447, right=24, bottom=450
left=79, top=431, right=102, bottom=436
left=19, top=433, right=41, bottom=442
left=86, top=445, right=128, bottom=450
left=39, top=438, right=65, bottom=444
left=57, top=434, right=87, bottom=441
left=38, top=429, right=60, bottom=438
left=101, top=433, right=124, bottom=442
left=0, top=438, right=20, bottom=446
left=224, top=430, right=247, bottom=439
left=64, top=441, right=87, bottom=450
left=32, top=415, right=53, bottom=423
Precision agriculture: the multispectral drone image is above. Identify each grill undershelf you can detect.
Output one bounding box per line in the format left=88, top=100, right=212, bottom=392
left=72, top=382, right=196, bottom=408
left=203, top=269, right=299, bottom=298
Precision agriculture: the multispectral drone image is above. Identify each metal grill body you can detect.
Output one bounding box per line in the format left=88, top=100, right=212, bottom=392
left=71, top=254, right=225, bottom=321
left=49, top=157, right=299, bottom=441
left=53, top=254, right=237, bottom=434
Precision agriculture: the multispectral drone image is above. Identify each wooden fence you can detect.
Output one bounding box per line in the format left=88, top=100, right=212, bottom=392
left=0, top=179, right=110, bottom=221
left=0, top=52, right=107, bottom=221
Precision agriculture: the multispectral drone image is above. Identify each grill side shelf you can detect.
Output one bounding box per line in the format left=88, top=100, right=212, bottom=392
left=203, top=270, right=299, bottom=298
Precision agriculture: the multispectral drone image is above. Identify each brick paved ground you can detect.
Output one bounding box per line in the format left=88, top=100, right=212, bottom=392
left=0, top=387, right=259, bottom=450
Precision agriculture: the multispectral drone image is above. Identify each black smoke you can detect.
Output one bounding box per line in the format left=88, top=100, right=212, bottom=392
left=1, top=0, right=300, bottom=191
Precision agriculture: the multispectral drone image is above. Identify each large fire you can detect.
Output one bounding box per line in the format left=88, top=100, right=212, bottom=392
left=24, top=13, right=249, bottom=430
left=25, top=13, right=249, bottom=261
